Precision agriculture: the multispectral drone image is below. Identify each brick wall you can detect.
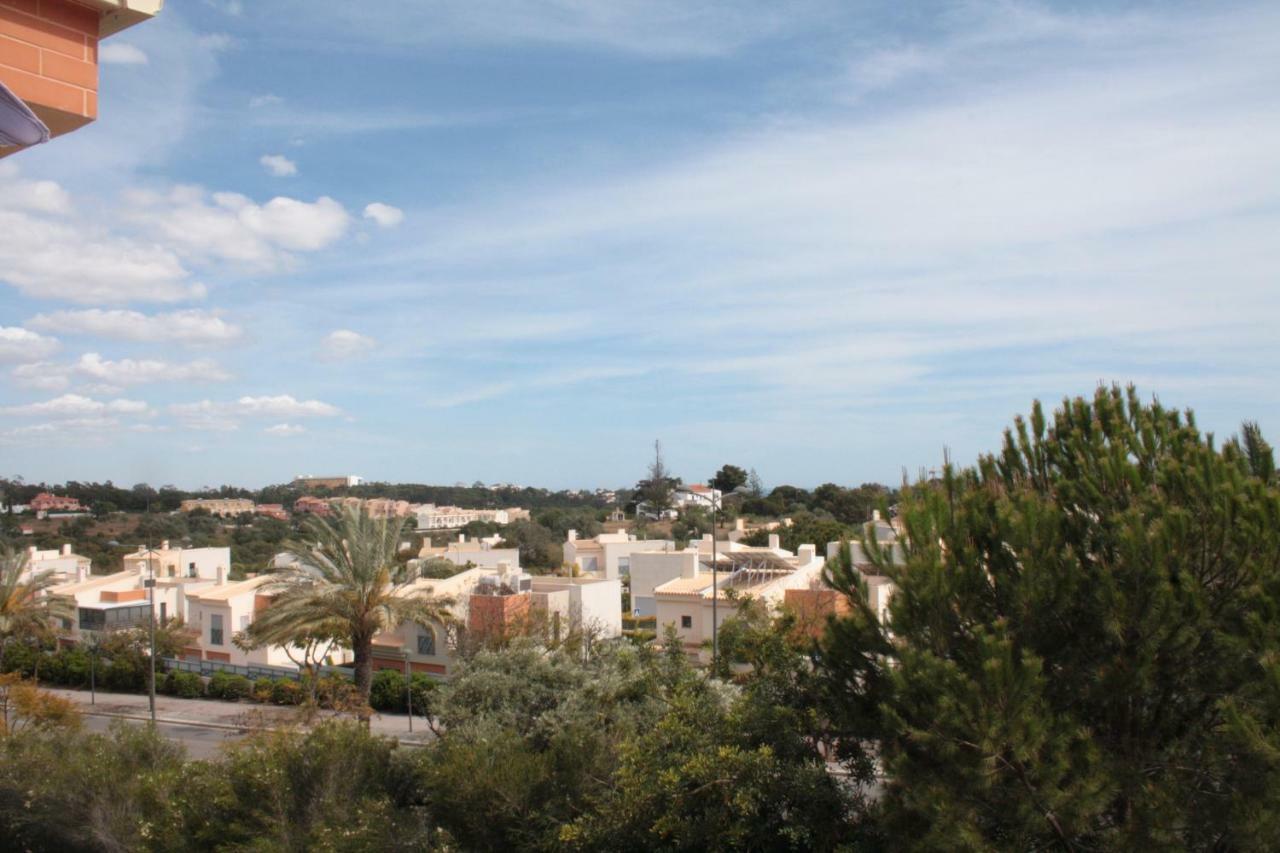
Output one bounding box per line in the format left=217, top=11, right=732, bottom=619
left=0, top=0, right=99, bottom=137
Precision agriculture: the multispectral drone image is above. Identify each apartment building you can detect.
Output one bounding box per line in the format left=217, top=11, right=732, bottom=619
left=370, top=566, right=492, bottom=677
left=628, top=534, right=776, bottom=617
left=293, top=496, right=334, bottom=516
left=416, top=534, right=520, bottom=570
left=1, top=0, right=163, bottom=155
left=20, top=543, right=90, bottom=584
left=255, top=504, right=289, bottom=521
left=122, top=542, right=230, bottom=582
left=292, top=475, right=363, bottom=490
left=671, top=484, right=721, bottom=510
left=654, top=543, right=826, bottom=657
left=28, top=492, right=83, bottom=513
left=179, top=498, right=254, bottom=517
left=49, top=555, right=225, bottom=644
left=370, top=562, right=622, bottom=679
left=181, top=575, right=341, bottom=668
left=563, top=530, right=675, bottom=579
left=414, top=505, right=512, bottom=530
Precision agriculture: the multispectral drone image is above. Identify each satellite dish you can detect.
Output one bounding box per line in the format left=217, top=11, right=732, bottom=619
left=0, top=80, right=51, bottom=148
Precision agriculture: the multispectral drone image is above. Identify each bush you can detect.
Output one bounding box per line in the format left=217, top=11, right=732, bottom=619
left=313, top=675, right=357, bottom=711
left=161, top=670, right=202, bottom=698
left=43, top=647, right=91, bottom=687
left=207, top=670, right=231, bottom=699
left=101, top=656, right=145, bottom=693
left=270, top=677, right=302, bottom=706
left=223, top=674, right=253, bottom=701
left=369, top=669, right=406, bottom=713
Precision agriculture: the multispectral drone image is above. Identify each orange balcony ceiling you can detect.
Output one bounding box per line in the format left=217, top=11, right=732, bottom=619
left=0, top=0, right=162, bottom=156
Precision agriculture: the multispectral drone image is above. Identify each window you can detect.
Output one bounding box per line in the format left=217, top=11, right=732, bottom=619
left=188, top=562, right=197, bottom=578
left=681, top=615, right=692, bottom=629
left=210, top=614, right=224, bottom=646
left=618, top=556, right=631, bottom=575
left=417, top=630, right=435, bottom=656
left=160, top=602, right=167, bottom=623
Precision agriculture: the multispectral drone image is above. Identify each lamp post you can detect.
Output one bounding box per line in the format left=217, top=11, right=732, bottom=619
left=87, top=632, right=101, bottom=706
left=146, top=551, right=157, bottom=725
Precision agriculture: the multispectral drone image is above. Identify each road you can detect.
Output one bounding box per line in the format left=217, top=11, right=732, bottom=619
left=82, top=714, right=246, bottom=760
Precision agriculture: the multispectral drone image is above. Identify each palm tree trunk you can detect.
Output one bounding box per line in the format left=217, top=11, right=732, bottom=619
left=352, top=634, right=374, bottom=723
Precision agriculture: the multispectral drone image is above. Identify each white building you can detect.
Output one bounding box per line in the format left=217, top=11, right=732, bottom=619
left=671, top=484, right=721, bottom=510
left=20, top=543, right=91, bottom=584
left=414, top=505, right=511, bottom=531
left=654, top=542, right=826, bottom=658
left=416, top=534, right=521, bottom=570
left=563, top=530, right=675, bottom=579
left=183, top=575, right=336, bottom=668
left=123, top=542, right=231, bottom=581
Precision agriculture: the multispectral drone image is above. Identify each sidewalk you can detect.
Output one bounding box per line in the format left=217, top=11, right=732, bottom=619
left=46, top=686, right=435, bottom=745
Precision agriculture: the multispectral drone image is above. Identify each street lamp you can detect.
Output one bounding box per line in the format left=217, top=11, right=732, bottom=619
left=710, top=485, right=751, bottom=674
left=86, top=632, right=102, bottom=706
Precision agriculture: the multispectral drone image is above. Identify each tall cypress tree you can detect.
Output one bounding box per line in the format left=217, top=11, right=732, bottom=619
left=821, top=386, right=1280, bottom=850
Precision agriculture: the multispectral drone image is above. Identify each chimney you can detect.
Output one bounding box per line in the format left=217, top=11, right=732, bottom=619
left=768, top=534, right=781, bottom=551
left=161, top=540, right=170, bottom=550
left=76, top=565, right=87, bottom=583
left=702, top=533, right=713, bottom=546
left=216, top=565, right=226, bottom=585
left=61, top=543, right=72, bottom=556
left=872, top=509, right=881, bottom=522
left=567, top=529, right=577, bottom=542
left=458, top=533, right=466, bottom=543
left=735, top=518, right=745, bottom=532
left=27, top=545, right=36, bottom=556
left=798, top=544, right=816, bottom=564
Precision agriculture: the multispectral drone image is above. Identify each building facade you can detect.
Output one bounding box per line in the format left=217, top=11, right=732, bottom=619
left=179, top=498, right=255, bottom=517
left=0, top=0, right=163, bottom=155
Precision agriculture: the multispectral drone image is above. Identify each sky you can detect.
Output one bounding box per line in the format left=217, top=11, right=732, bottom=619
left=1, top=0, right=1278, bottom=492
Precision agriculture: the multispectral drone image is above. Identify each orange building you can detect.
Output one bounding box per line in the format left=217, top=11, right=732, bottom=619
left=0, top=0, right=162, bottom=153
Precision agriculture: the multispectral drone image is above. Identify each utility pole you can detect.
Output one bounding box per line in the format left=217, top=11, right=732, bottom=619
left=711, top=492, right=719, bottom=674
left=144, top=498, right=157, bottom=725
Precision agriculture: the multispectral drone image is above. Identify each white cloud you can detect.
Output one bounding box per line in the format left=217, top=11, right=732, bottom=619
left=0, top=171, right=201, bottom=304
left=70, top=353, right=232, bottom=387
left=249, top=93, right=283, bottom=108
left=264, top=423, right=305, bottom=436
left=27, top=309, right=243, bottom=346
left=321, top=329, right=376, bottom=360
left=100, top=43, right=149, bottom=65
left=170, top=395, right=341, bottom=430
left=0, top=166, right=72, bottom=214
left=260, top=154, right=298, bottom=177
left=11, top=363, right=69, bottom=392
left=0, top=327, right=59, bottom=363
left=126, top=186, right=351, bottom=268
left=363, top=202, right=404, bottom=228
left=2, top=394, right=150, bottom=417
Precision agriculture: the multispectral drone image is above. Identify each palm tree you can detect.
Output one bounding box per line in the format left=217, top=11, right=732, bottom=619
left=0, top=546, right=74, bottom=667
left=246, top=506, right=452, bottom=712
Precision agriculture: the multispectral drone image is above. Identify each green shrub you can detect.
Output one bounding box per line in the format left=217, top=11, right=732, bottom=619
left=102, top=656, right=146, bottom=692
left=270, top=677, right=302, bottom=705
left=207, top=670, right=232, bottom=699
left=369, top=669, right=406, bottom=713
left=223, top=674, right=253, bottom=701
left=43, top=647, right=91, bottom=687
left=252, top=678, right=274, bottom=704
left=169, top=671, right=203, bottom=699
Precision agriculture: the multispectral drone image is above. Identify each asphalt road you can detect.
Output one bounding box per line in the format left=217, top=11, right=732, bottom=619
left=82, top=714, right=246, bottom=760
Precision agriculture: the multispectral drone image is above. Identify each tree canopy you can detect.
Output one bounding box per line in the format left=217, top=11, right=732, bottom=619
left=821, top=385, right=1280, bottom=850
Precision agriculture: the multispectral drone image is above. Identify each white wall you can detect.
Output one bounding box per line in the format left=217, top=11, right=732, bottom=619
left=629, top=550, right=700, bottom=616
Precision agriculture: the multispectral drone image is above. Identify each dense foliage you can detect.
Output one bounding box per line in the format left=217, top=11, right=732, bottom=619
left=821, top=386, right=1280, bottom=850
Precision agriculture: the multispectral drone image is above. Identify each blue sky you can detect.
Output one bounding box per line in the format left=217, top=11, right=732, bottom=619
left=2, top=0, right=1278, bottom=491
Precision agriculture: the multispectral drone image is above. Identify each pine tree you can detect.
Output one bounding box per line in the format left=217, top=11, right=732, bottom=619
left=821, top=386, right=1280, bottom=850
